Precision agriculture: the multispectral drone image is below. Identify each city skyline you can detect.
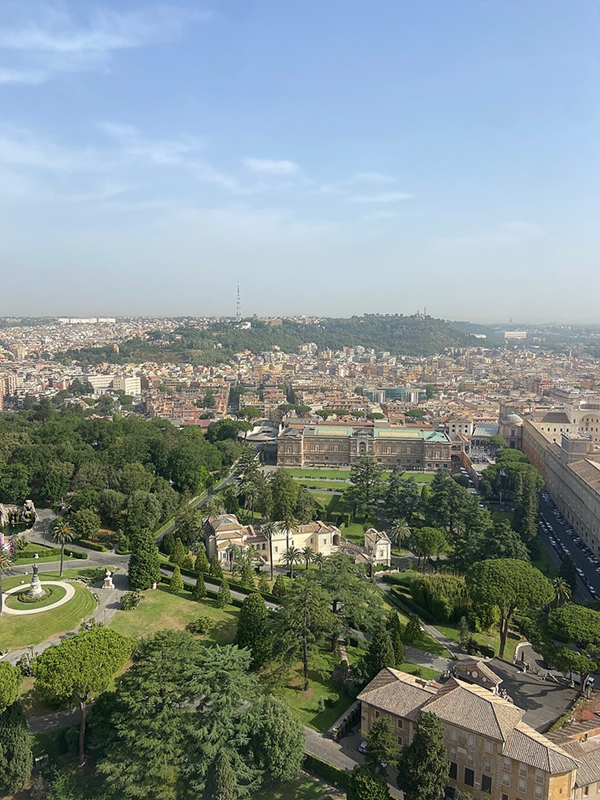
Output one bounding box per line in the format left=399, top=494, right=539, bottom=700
left=1, top=1, right=599, bottom=321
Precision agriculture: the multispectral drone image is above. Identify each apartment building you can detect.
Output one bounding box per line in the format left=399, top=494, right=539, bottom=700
left=359, top=669, right=580, bottom=800
left=277, top=421, right=454, bottom=470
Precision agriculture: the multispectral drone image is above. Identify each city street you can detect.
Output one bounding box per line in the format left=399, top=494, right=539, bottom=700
left=538, top=495, right=599, bottom=600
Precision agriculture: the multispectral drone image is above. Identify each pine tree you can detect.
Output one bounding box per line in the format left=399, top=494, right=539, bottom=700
left=204, top=751, right=235, bottom=800
left=192, top=573, right=207, bottom=601
left=390, top=630, right=404, bottom=666
left=364, top=618, right=395, bottom=680
left=348, top=765, right=390, bottom=800
left=161, top=530, right=175, bottom=556
left=182, top=555, right=195, bottom=571
left=420, top=484, right=430, bottom=511
left=210, top=554, right=224, bottom=580
left=170, top=537, right=186, bottom=566
left=196, top=547, right=210, bottom=575
left=397, top=712, right=449, bottom=800
left=272, top=573, right=287, bottom=598
left=216, top=580, right=231, bottom=608
left=168, top=565, right=184, bottom=594
left=235, top=592, right=269, bottom=668
left=0, top=703, right=33, bottom=794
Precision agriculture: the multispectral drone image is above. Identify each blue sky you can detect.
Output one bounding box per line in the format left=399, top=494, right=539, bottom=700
left=0, top=0, right=599, bottom=321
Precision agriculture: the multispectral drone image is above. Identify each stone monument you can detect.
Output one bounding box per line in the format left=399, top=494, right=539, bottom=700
left=27, top=563, right=45, bottom=600
left=102, top=568, right=115, bottom=590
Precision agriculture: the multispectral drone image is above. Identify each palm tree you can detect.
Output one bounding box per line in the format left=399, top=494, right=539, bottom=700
left=390, top=518, right=410, bottom=550
left=243, top=481, right=259, bottom=524
left=0, top=550, right=11, bottom=615
left=553, top=576, right=572, bottom=608
left=282, top=546, right=302, bottom=579
left=52, top=519, right=75, bottom=578
left=301, top=546, right=314, bottom=571
left=313, top=552, right=325, bottom=572
left=280, top=510, right=296, bottom=552
left=202, top=494, right=225, bottom=521
left=261, top=519, right=277, bottom=581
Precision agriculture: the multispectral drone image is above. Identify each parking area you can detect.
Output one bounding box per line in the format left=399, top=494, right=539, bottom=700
left=489, top=658, right=578, bottom=732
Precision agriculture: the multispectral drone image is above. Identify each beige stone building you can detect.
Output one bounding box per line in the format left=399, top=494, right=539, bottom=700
left=277, top=421, right=454, bottom=470
left=359, top=669, right=581, bottom=800
left=203, top=514, right=341, bottom=566
left=521, top=421, right=600, bottom=556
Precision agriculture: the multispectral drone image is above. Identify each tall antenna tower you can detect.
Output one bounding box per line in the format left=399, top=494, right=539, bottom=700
left=235, top=282, right=241, bottom=324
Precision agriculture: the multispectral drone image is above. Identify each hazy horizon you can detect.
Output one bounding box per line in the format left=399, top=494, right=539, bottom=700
left=1, top=1, right=599, bottom=322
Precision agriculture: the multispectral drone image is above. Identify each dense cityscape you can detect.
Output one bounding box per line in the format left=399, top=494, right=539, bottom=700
left=2, top=312, right=600, bottom=799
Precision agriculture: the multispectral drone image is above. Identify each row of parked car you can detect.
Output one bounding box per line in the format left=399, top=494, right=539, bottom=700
left=540, top=491, right=599, bottom=600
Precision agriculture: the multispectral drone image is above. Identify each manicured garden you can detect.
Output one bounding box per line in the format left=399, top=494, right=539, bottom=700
left=5, top=583, right=67, bottom=609
left=0, top=570, right=98, bottom=651
left=109, top=585, right=239, bottom=645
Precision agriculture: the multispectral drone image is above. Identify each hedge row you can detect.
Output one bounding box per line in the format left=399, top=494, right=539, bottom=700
left=303, top=754, right=351, bottom=791
left=161, top=563, right=278, bottom=604
left=13, top=547, right=87, bottom=562
left=74, top=539, right=108, bottom=552
left=389, top=587, right=435, bottom=624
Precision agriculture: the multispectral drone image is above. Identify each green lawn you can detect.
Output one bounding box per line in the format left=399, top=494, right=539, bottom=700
left=5, top=584, right=67, bottom=610
left=436, top=622, right=522, bottom=662
left=277, top=662, right=355, bottom=732
left=286, top=467, right=434, bottom=484
left=397, top=662, right=440, bottom=681
left=108, top=585, right=239, bottom=645
left=251, top=775, right=343, bottom=800
left=0, top=573, right=97, bottom=652
left=12, top=552, right=84, bottom=565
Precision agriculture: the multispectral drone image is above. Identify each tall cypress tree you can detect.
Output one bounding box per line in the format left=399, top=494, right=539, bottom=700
left=204, top=751, right=235, bottom=800
left=386, top=610, right=405, bottom=666
left=364, top=618, right=395, bottom=680
left=397, top=712, right=449, bottom=800
left=128, top=529, right=160, bottom=590
left=235, top=592, right=269, bottom=668
left=196, top=547, right=210, bottom=575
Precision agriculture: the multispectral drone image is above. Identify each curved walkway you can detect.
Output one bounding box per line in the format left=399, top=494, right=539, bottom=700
left=2, top=581, right=74, bottom=615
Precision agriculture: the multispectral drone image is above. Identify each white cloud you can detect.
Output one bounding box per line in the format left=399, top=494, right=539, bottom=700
left=243, top=158, right=300, bottom=176
left=319, top=171, right=399, bottom=196
left=0, top=4, right=210, bottom=84
left=98, top=121, right=205, bottom=166
left=348, top=191, right=412, bottom=203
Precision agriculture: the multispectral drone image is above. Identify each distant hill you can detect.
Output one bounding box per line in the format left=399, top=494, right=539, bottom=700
left=58, top=314, right=473, bottom=366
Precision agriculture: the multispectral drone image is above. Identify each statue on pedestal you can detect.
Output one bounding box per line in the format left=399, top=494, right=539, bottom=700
left=27, top=563, right=45, bottom=600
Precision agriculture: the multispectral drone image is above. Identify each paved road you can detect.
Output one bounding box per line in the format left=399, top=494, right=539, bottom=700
left=538, top=496, right=598, bottom=599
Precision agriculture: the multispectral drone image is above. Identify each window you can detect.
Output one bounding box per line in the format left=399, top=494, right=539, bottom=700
left=450, top=747, right=456, bottom=759
left=503, top=759, right=511, bottom=771
left=484, top=760, right=491, bottom=773
left=502, top=795, right=509, bottom=800
left=535, top=788, right=543, bottom=799
left=467, top=754, right=474, bottom=766
left=519, top=765, right=527, bottom=777
left=482, top=775, right=492, bottom=793
left=502, top=774, right=510, bottom=786
left=518, top=779, right=526, bottom=792
left=375, top=711, right=380, bottom=718
left=450, top=727, right=458, bottom=741
left=464, top=768, right=474, bottom=787
left=485, top=740, right=493, bottom=754
left=467, top=733, right=474, bottom=746
left=449, top=762, right=457, bottom=780
left=397, top=719, right=403, bottom=729
left=397, top=736, right=403, bottom=746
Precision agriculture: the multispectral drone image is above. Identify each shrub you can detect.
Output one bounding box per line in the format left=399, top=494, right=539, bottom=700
left=411, top=574, right=469, bottom=623
left=74, top=539, right=107, bottom=552
left=121, top=591, right=142, bottom=611
left=168, top=565, right=184, bottom=594
left=216, top=580, right=231, bottom=608
left=186, top=615, right=215, bottom=635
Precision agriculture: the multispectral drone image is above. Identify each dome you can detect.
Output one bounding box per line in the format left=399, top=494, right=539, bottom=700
left=502, top=413, right=523, bottom=425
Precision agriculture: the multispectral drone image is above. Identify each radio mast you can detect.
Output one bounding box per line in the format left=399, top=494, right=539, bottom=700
left=235, top=283, right=241, bottom=324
